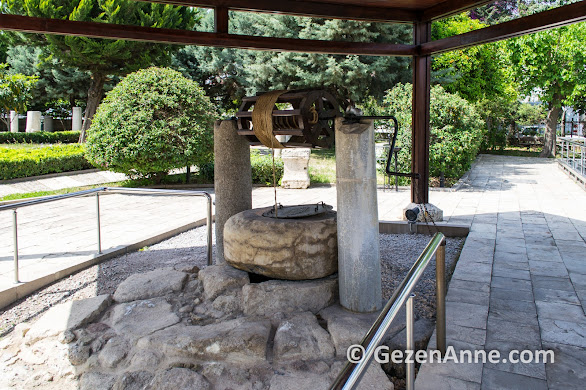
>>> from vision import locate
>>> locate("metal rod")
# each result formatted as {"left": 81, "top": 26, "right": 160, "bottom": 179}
{"left": 406, "top": 293, "right": 416, "bottom": 390}
{"left": 0, "top": 187, "right": 106, "bottom": 211}
{"left": 331, "top": 233, "right": 445, "bottom": 390}
{"left": 394, "top": 150, "right": 399, "bottom": 192}
{"left": 1, "top": 187, "right": 213, "bottom": 267}
{"left": 96, "top": 192, "right": 102, "bottom": 254}
{"left": 205, "top": 194, "right": 213, "bottom": 266}
{"left": 13, "top": 209, "right": 19, "bottom": 284}
{"left": 436, "top": 240, "right": 447, "bottom": 356}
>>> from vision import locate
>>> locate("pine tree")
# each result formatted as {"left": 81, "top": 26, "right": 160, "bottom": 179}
{"left": 173, "top": 11, "right": 411, "bottom": 112}
{"left": 6, "top": 45, "right": 90, "bottom": 110}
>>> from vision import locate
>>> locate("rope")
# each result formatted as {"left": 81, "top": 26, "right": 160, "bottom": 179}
{"left": 251, "top": 90, "right": 287, "bottom": 149}
{"left": 272, "top": 146, "right": 278, "bottom": 218}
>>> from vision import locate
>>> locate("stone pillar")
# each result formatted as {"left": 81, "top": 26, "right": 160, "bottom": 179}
{"left": 26, "top": 111, "right": 42, "bottom": 133}
{"left": 281, "top": 148, "right": 310, "bottom": 189}
{"left": 9, "top": 111, "right": 18, "bottom": 133}
{"left": 335, "top": 117, "right": 382, "bottom": 313}
{"left": 214, "top": 120, "right": 252, "bottom": 264}
{"left": 72, "top": 107, "right": 82, "bottom": 131}
{"left": 43, "top": 116, "right": 54, "bottom": 132}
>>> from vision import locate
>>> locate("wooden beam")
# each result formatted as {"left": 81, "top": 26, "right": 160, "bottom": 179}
{"left": 214, "top": 6, "right": 229, "bottom": 34}
{"left": 421, "top": 1, "right": 586, "bottom": 55}
{"left": 422, "top": 0, "right": 494, "bottom": 21}
{"left": 139, "top": 0, "right": 418, "bottom": 23}
{"left": 411, "top": 21, "right": 431, "bottom": 205}
{"left": 0, "top": 13, "right": 417, "bottom": 56}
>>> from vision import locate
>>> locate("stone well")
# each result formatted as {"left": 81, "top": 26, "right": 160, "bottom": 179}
{"left": 223, "top": 206, "right": 337, "bottom": 280}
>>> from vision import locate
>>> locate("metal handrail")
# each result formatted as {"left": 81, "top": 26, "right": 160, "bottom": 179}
{"left": 330, "top": 232, "right": 447, "bottom": 390}
{"left": 558, "top": 137, "right": 586, "bottom": 178}
{"left": 0, "top": 187, "right": 213, "bottom": 284}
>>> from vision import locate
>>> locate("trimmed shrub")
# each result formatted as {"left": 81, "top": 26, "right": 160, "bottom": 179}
{"left": 251, "top": 152, "right": 284, "bottom": 185}
{"left": 367, "top": 83, "right": 484, "bottom": 184}
{"left": 0, "top": 131, "right": 81, "bottom": 144}
{"left": 85, "top": 67, "right": 217, "bottom": 181}
{"left": 0, "top": 144, "right": 92, "bottom": 180}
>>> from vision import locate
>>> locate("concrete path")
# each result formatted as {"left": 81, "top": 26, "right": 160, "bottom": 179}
{"left": 0, "top": 170, "right": 127, "bottom": 197}
{"left": 0, "top": 155, "right": 585, "bottom": 389}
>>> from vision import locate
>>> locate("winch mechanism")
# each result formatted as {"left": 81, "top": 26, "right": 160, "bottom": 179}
{"left": 235, "top": 89, "right": 417, "bottom": 219}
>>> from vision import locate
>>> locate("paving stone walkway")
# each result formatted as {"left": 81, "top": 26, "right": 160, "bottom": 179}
{"left": 0, "top": 155, "right": 585, "bottom": 389}
{"left": 416, "top": 155, "right": 586, "bottom": 390}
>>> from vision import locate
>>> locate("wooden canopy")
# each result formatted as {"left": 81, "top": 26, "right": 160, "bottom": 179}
{"left": 1, "top": 0, "right": 585, "bottom": 203}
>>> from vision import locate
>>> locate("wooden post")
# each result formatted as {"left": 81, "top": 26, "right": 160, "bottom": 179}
{"left": 214, "top": 6, "right": 229, "bottom": 34}
{"left": 411, "top": 22, "right": 431, "bottom": 204}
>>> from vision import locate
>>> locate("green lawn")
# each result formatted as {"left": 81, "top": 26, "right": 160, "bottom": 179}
{"left": 309, "top": 148, "right": 336, "bottom": 184}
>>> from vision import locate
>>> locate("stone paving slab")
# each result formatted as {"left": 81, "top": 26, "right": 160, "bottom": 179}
{"left": 416, "top": 155, "right": 586, "bottom": 390}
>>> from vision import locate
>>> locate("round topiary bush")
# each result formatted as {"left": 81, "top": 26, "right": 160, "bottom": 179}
{"left": 85, "top": 67, "right": 217, "bottom": 181}
{"left": 373, "top": 83, "right": 484, "bottom": 185}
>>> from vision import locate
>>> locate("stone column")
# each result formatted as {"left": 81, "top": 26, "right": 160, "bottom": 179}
{"left": 335, "top": 117, "right": 382, "bottom": 313}
{"left": 26, "top": 111, "right": 42, "bottom": 133}
{"left": 281, "top": 148, "right": 310, "bottom": 189}
{"left": 72, "top": 107, "right": 82, "bottom": 131}
{"left": 9, "top": 111, "right": 18, "bottom": 133}
{"left": 43, "top": 116, "right": 54, "bottom": 132}
{"left": 214, "top": 120, "right": 252, "bottom": 264}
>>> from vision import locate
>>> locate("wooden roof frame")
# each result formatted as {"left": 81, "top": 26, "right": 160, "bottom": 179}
{"left": 0, "top": 1, "right": 583, "bottom": 57}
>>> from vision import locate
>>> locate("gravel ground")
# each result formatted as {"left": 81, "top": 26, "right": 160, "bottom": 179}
{"left": 0, "top": 226, "right": 464, "bottom": 337}
{"left": 380, "top": 234, "right": 465, "bottom": 320}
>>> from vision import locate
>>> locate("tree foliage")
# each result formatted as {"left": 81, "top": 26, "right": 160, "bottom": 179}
{"left": 85, "top": 67, "right": 217, "bottom": 181}
{"left": 508, "top": 22, "right": 586, "bottom": 156}
{"left": 173, "top": 11, "right": 412, "bottom": 113}
{"left": 471, "top": 0, "right": 579, "bottom": 24}
{"left": 6, "top": 45, "right": 91, "bottom": 110}
{"left": 365, "top": 83, "right": 484, "bottom": 183}
{"left": 0, "top": 63, "right": 38, "bottom": 129}
{"left": 431, "top": 14, "right": 516, "bottom": 103}
{"left": 6, "top": 0, "right": 197, "bottom": 137}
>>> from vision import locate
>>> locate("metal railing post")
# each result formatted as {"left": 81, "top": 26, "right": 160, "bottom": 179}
{"left": 331, "top": 233, "right": 446, "bottom": 390}
{"left": 1, "top": 187, "right": 213, "bottom": 277}
{"left": 206, "top": 194, "right": 213, "bottom": 266}
{"left": 96, "top": 192, "right": 102, "bottom": 254}
{"left": 406, "top": 293, "right": 416, "bottom": 390}
{"left": 580, "top": 145, "right": 586, "bottom": 176}
{"left": 13, "top": 209, "right": 19, "bottom": 284}
{"left": 436, "top": 239, "right": 447, "bottom": 356}
{"left": 394, "top": 149, "right": 399, "bottom": 192}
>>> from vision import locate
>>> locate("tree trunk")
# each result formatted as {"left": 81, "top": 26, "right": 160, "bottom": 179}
{"left": 540, "top": 101, "right": 562, "bottom": 158}
{"left": 79, "top": 72, "right": 107, "bottom": 143}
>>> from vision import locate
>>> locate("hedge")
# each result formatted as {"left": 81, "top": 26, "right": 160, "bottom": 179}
{"left": 0, "top": 131, "right": 81, "bottom": 144}
{"left": 198, "top": 152, "right": 284, "bottom": 185}
{"left": 0, "top": 144, "right": 92, "bottom": 180}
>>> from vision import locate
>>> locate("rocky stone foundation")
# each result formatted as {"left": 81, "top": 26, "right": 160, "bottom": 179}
{"left": 0, "top": 265, "right": 434, "bottom": 390}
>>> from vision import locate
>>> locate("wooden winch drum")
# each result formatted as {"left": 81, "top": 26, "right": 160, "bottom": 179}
{"left": 235, "top": 89, "right": 341, "bottom": 148}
